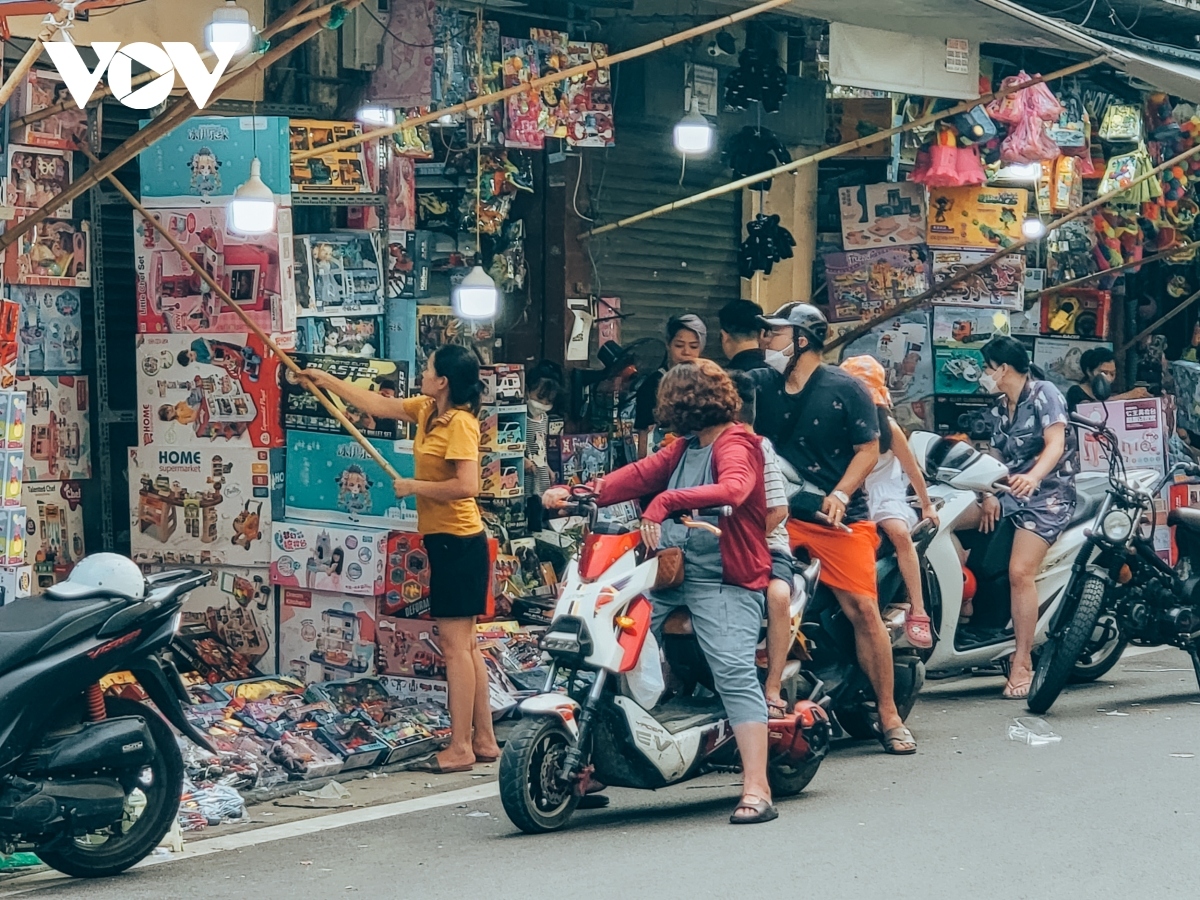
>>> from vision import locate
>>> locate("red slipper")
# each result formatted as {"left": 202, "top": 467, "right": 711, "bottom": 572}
{"left": 905, "top": 614, "right": 933, "bottom": 649}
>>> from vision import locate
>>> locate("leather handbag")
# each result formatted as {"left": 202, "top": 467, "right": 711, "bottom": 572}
{"left": 653, "top": 547, "right": 685, "bottom": 590}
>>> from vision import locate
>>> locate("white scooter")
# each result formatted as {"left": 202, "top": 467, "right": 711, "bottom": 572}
{"left": 907, "top": 432, "right": 1160, "bottom": 681}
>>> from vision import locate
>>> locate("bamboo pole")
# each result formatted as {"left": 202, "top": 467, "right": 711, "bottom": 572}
{"left": 826, "top": 141, "right": 1200, "bottom": 353}
{"left": 0, "top": 8, "right": 70, "bottom": 110}
{"left": 11, "top": 0, "right": 320, "bottom": 131}
{"left": 1027, "top": 238, "right": 1200, "bottom": 302}
{"left": 78, "top": 143, "right": 402, "bottom": 481}
{"left": 292, "top": 0, "right": 800, "bottom": 161}
{"left": 1120, "top": 285, "right": 1200, "bottom": 353}
{"left": 579, "top": 56, "right": 1106, "bottom": 241}
{"left": 0, "top": 0, "right": 366, "bottom": 254}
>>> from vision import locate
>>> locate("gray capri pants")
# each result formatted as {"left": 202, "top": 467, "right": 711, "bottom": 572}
{"left": 651, "top": 582, "right": 767, "bottom": 726}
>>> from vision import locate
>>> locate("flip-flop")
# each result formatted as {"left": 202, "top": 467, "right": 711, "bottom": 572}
{"left": 905, "top": 614, "right": 933, "bottom": 649}
{"left": 766, "top": 698, "right": 788, "bottom": 719}
{"left": 1002, "top": 679, "right": 1032, "bottom": 700}
{"left": 879, "top": 725, "right": 917, "bottom": 755}
{"left": 409, "top": 755, "right": 475, "bottom": 774}
{"left": 578, "top": 794, "right": 610, "bottom": 810}
{"left": 730, "top": 795, "right": 778, "bottom": 825}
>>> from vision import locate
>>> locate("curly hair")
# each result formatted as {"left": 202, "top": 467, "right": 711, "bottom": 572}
{"left": 654, "top": 359, "right": 741, "bottom": 435}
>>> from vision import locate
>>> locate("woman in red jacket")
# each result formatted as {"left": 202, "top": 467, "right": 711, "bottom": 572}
{"left": 545, "top": 360, "right": 775, "bottom": 824}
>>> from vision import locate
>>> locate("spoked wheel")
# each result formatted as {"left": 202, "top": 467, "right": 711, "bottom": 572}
{"left": 499, "top": 717, "right": 581, "bottom": 834}
{"left": 1027, "top": 575, "right": 1107, "bottom": 715}
{"left": 1069, "top": 612, "right": 1126, "bottom": 683}
{"left": 36, "top": 697, "right": 184, "bottom": 878}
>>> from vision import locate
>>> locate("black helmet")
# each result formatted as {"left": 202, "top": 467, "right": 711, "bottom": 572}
{"left": 762, "top": 303, "right": 827, "bottom": 351}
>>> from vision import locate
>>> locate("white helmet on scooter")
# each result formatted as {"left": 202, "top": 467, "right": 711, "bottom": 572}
{"left": 47, "top": 553, "right": 146, "bottom": 601}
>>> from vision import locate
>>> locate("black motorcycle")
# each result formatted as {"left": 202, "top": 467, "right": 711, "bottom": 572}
{"left": 0, "top": 557, "right": 212, "bottom": 878}
{"left": 1028, "top": 414, "right": 1200, "bottom": 714}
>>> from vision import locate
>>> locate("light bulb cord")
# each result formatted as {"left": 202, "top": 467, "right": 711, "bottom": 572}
{"left": 474, "top": 6, "right": 483, "bottom": 264}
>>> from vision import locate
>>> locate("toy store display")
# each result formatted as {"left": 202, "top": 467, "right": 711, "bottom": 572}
{"left": 293, "top": 233, "right": 384, "bottom": 317}
{"left": 134, "top": 207, "right": 298, "bottom": 342}
{"left": 929, "top": 248, "right": 1025, "bottom": 310}
{"left": 283, "top": 430, "right": 416, "bottom": 530}
{"left": 386, "top": 231, "right": 431, "bottom": 300}
{"left": 9, "top": 69, "right": 86, "bottom": 150}
{"left": 18, "top": 375, "right": 90, "bottom": 480}
{"left": 12, "top": 286, "right": 83, "bottom": 374}
{"left": 128, "top": 447, "right": 284, "bottom": 566}
{"left": 416, "top": 305, "right": 495, "bottom": 370}
{"left": 288, "top": 120, "right": 371, "bottom": 194}
{"left": 837, "top": 182, "right": 926, "bottom": 249}
{"left": 134, "top": 333, "right": 284, "bottom": 448}
{"left": 840, "top": 311, "right": 934, "bottom": 404}
{"left": 5, "top": 217, "right": 90, "bottom": 288}
{"left": 283, "top": 354, "right": 408, "bottom": 440}
{"left": 376, "top": 616, "right": 446, "bottom": 678}
{"left": 1033, "top": 337, "right": 1113, "bottom": 396}
{"left": 296, "top": 315, "right": 383, "bottom": 358}
{"left": 1076, "top": 398, "right": 1168, "bottom": 474}
{"left": 172, "top": 567, "right": 278, "bottom": 681}
{"left": 926, "top": 186, "right": 1029, "bottom": 250}
{"left": 139, "top": 115, "right": 293, "bottom": 206}
{"left": 22, "top": 479, "right": 83, "bottom": 593}
{"left": 278, "top": 588, "right": 379, "bottom": 684}
{"left": 8, "top": 145, "right": 72, "bottom": 217}
{"left": 824, "top": 246, "right": 930, "bottom": 322}
{"left": 1039, "top": 288, "right": 1111, "bottom": 340}
{"left": 270, "top": 521, "right": 387, "bottom": 598}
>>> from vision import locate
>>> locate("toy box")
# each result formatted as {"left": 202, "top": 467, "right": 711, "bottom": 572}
{"left": 837, "top": 182, "right": 925, "bottom": 250}
{"left": 935, "top": 349, "right": 988, "bottom": 396}
{"left": 0, "top": 451, "right": 22, "bottom": 507}
{"left": 10, "top": 69, "right": 87, "bottom": 150}
{"left": 385, "top": 231, "right": 432, "bottom": 300}
{"left": 0, "top": 392, "right": 26, "bottom": 450}
{"left": 270, "top": 521, "right": 387, "bottom": 597}
{"left": 22, "top": 480, "right": 83, "bottom": 592}
{"left": 1172, "top": 360, "right": 1200, "bottom": 434}
{"left": 481, "top": 364, "right": 525, "bottom": 405}
{"left": 128, "top": 447, "right": 284, "bottom": 566}
{"left": 376, "top": 616, "right": 447, "bottom": 678}
{"left": 824, "top": 246, "right": 930, "bottom": 322}
{"left": 840, "top": 311, "right": 934, "bottom": 404}
{"left": 380, "top": 532, "right": 430, "bottom": 618}
{"left": 293, "top": 233, "right": 384, "bottom": 317}
{"left": 557, "top": 434, "right": 609, "bottom": 486}
{"left": 288, "top": 120, "right": 371, "bottom": 194}
{"left": 481, "top": 451, "right": 525, "bottom": 498}
{"left": 0, "top": 508, "right": 27, "bottom": 567}
{"left": 358, "top": 705, "right": 438, "bottom": 766}
{"left": 18, "top": 375, "right": 90, "bottom": 480}
{"left": 384, "top": 296, "right": 417, "bottom": 373}
{"left": 283, "top": 354, "right": 408, "bottom": 440}
{"left": 8, "top": 145, "right": 71, "bottom": 217}
{"left": 926, "top": 185, "right": 1030, "bottom": 250}
{"left": 932, "top": 307, "right": 1011, "bottom": 349}
{"left": 284, "top": 430, "right": 417, "bottom": 530}
{"left": 6, "top": 217, "right": 90, "bottom": 288}
{"left": 271, "top": 729, "right": 345, "bottom": 779}
{"left": 416, "top": 305, "right": 494, "bottom": 370}
{"left": 1033, "top": 337, "right": 1112, "bottom": 397}
{"left": 0, "top": 300, "right": 18, "bottom": 344}
{"left": 134, "top": 206, "right": 298, "bottom": 343}
{"left": 135, "top": 333, "right": 284, "bottom": 448}
{"left": 930, "top": 248, "right": 1025, "bottom": 311}
{"left": 12, "top": 286, "right": 83, "bottom": 374}
{"left": 295, "top": 315, "right": 383, "bottom": 358}
{"left": 278, "top": 588, "right": 379, "bottom": 684}
{"left": 171, "top": 568, "right": 277, "bottom": 682}
{"left": 827, "top": 98, "right": 894, "bottom": 158}
{"left": 480, "top": 406, "right": 527, "bottom": 453}
{"left": 0, "top": 565, "right": 31, "bottom": 604}
{"left": 314, "top": 715, "right": 386, "bottom": 769}
{"left": 1039, "top": 288, "right": 1111, "bottom": 341}
{"left": 1077, "top": 398, "right": 1168, "bottom": 475}
{"left": 139, "top": 115, "right": 293, "bottom": 206}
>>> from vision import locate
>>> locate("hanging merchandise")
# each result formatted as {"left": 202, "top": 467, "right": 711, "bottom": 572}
{"left": 488, "top": 220, "right": 527, "bottom": 294}
{"left": 395, "top": 109, "right": 434, "bottom": 158}
{"left": 368, "top": 0, "right": 436, "bottom": 109}
{"left": 987, "top": 70, "right": 1063, "bottom": 164}
{"left": 1092, "top": 208, "right": 1143, "bottom": 274}
{"left": 1047, "top": 86, "right": 1088, "bottom": 153}
{"left": 1045, "top": 219, "right": 1099, "bottom": 285}
{"left": 1098, "top": 104, "right": 1144, "bottom": 143}
{"left": 501, "top": 37, "right": 545, "bottom": 149}
{"left": 1099, "top": 145, "right": 1161, "bottom": 204}
{"left": 723, "top": 126, "right": 791, "bottom": 190}
{"left": 1051, "top": 156, "right": 1081, "bottom": 213}
{"left": 723, "top": 46, "right": 788, "bottom": 113}
{"left": 738, "top": 214, "right": 795, "bottom": 278}
{"left": 911, "top": 128, "right": 985, "bottom": 187}
{"left": 459, "top": 150, "right": 533, "bottom": 237}
{"left": 947, "top": 105, "right": 998, "bottom": 146}
{"left": 565, "top": 41, "right": 615, "bottom": 148}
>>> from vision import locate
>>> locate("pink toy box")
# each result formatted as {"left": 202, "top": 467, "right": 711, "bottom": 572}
{"left": 270, "top": 521, "right": 387, "bottom": 597}
{"left": 17, "top": 375, "right": 90, "bottom": 480}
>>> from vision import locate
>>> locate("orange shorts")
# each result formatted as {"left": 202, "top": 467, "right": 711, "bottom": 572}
{"left": 786, "top": 519, "right": 879, "bottom": 600}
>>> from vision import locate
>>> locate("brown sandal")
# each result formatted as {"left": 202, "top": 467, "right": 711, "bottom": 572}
{"left": 766, "top": 698, "right": 788, "bottom": 719}
{"left": 730, "top": 795, "right": 778, "bottom": 824}
{"left": 879, "top": 725, "right": 917, "bottom": 755}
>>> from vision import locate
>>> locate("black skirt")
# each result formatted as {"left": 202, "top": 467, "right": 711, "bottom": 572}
{"left": 425, "top": 531, "right": 490, "bottom": 618}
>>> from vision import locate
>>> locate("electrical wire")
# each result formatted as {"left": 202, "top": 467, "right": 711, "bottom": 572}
{"left": 1078, "top": 0, "right": 1098, "bottom": 27}
{"left": 1104, "top": 0, "right": 1144, "bottom": 37}
{"left": 571, "top": 153, "right": 593, "bottom": 221}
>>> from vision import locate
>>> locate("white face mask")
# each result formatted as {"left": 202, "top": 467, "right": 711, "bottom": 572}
{"left": 979, "top": 371, "right": 999, "bottom": 394}
{"left": 765, "top": 348, "right": 790, "bottom": 373}
{"left": 527, "top": 398, "right": 553, "bottom": 415}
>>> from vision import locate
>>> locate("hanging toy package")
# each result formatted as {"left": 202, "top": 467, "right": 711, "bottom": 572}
{"left": 739, "top": 214, "right": 795, "bottom": 279}
{"left": 1098, "top": 104, "right": 1144, "bottom": 143}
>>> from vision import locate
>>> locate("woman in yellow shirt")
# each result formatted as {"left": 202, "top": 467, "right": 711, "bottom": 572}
{"left": 302, "top": 345, "right": 499, "bottom": 772}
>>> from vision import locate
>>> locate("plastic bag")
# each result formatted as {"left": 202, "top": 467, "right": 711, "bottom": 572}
{"left": 986, "top": 74, "right": 1028, "bottom": 124}
{"left": 1001, "top": 115, "right": 1059, "bottom": 164}
{"left": 1023, "top": 76, "right": 1065, "bottom": 123}
{"left": 624, "top": 630, "right": 664, "bottom": 709}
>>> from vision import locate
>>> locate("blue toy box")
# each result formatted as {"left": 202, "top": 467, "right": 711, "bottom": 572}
{"left": 284, "top": 430, "right": 417, "bottom": 530}
{"left": 138, "top": 115, "right": 292, "bottom": 207}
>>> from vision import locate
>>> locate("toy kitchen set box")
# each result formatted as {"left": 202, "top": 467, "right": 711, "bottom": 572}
{"left": 134, "top": 333, "right": 284, "bottom": 448}
{"left": 128, "top": 446, "right": 284, "bottom": 566}
{"left": 270, "top": 521, "right": 387, "bottom": 598}
{"left": 22, "top": 479, "right": 84, "bottom": 593}
{"left": 278, "top": 587, "right": 378, "bottom": 685}
{"left": 172, "top": 566, "right": 279, "bottom": 680}
{"left": 17, "top": 375, "right": 90, "bottom": 480}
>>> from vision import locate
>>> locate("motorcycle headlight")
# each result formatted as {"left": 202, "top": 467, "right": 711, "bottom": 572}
{"left": 1101, "top": 510, "right": 1134, "bottom": 543}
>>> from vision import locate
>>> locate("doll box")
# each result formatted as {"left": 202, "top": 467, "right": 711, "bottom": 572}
{"left": 133, "top": 206, "right": 298, "bottom": 343}
{"left": 18, "top": 375, "right": 90, "bottom": 481}
{"left": 293, "top": 233, "right": 384, "bottom": 317}
{"left": 8, "top": 145, "right": 72, "bottom": 217}
{"left": 12, "top": 285, "right": 84, "bottom": 374}
{"left": 5, "top": 216, "right": 90, "bottom": 288}
{"left": 19, "top": 480, "right": 80, "bottom": 592}
{"left": 135, "top": 333, "right": 284, "bottom": 449}
{"left": 283, "top": 430, "right": 417, "bottom": 531}
{"left": 0, "top": 451, "right": 21, "bottom": 507}
{"left": 289, "top": 120, "right": 373, "bottom": 195}
{"left": 283, "top": 354, "right": 408, "bottom": 441}
{"left": 295, "top": 315, "right": 384, "bottom": 359}
{"left": 0, "top": 392, "right": 27, "bottom": 450}
{"left": 128, "top": 447, "right": 284, "bottom": 567}
{"left": 0, "top": 508, "right": 27, "bottom": 567}
{"left": 277, "top": 588, "right": 379, "bottom": 685}
{"left": 926, "top": 186, "right": 1030, "bottom": 250}
{"left": 10, "top": 69, "right": 87, "bottom": 151}
{"left": 139, "top": 115, "right": 293, "bottom": 206}
{"left": 270, "top": 520, "right": 387, "bottom": 598}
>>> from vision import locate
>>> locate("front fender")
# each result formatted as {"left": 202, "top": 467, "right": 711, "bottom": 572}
{"left": 518, "top": 694, "right": 582, "bottom": 739}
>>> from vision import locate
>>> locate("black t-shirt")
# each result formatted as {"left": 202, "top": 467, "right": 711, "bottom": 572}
{"left": 1065, "top": 383, "right": 1090, "bottom": 412}
{"left": 749, "top": 365, "right": 881, "bottom": 522}
{"left": 726, "top": 348, "right": 769, "bottom": 372}
{"left": 634, "top": 368, "right": 666, "bottom": 431}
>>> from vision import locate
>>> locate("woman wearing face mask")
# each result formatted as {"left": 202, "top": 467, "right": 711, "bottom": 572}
{"left": 634, "top": 314, "right": 706, "bottom": 456}
{"left": 1065, "top": 346, "right": 1151, "bottom": 412}
{"left": 976, "top": 336, "right": 1078, "bottom": 700}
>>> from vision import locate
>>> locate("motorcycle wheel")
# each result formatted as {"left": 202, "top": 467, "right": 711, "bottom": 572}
{"left": 833, "top": 703, "right": 878, "bottom": 740}
{"left": 1027, "top": 575, "right": 1107, "bottom": 715}
{"left": 499, "top": 717, "right": 581, "bottom": 834}
{"left": 35, "top": 697, "right": 184, "bottom": 879}
{"left": 1069, "top": 613, "right": 1126, "bottom": 683}
{"left": 767, "top": 754, "right": 822, "bottom": 797}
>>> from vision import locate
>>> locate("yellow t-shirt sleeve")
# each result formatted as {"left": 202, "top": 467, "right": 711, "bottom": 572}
{"left": 444, "top": 413, "right": 480, "bottom": 461}
{"left": 400, "top": 395, "right": 431, "bottom": 421}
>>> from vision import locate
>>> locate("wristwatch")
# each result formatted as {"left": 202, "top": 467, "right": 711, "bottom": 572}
{"left": 831, "top": 490, "right": 850, "bottom": 506}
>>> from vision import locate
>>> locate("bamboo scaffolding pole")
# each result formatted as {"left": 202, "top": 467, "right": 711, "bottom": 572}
{"left": 78, "top": 143, "right": 402, "bottom": 481}
{"left": 0, "top": 0, "right": 366, "bottom": 254}
{"left": 827, "top": 141, "right": 1200, "bottom": 353}
{"left": 579, "top": 56, "right": 1106, "bottom": 241}
{"left": 292, "top": 0, "right": 800, "bottom": 161}
{"left": 1120, "top": 285, "right": 1200, "bottom": 353}
{"left": 11, "top": 0, "right": 320, "bottom": 131}
{"left": 1027, "top": 239, "right": 1200, "bottom": 302}
{"left": 0, "top": 7, "right": 70, "bottom": 110}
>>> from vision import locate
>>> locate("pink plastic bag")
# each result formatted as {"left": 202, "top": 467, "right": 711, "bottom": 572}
{"left": 987, "top": 74, "right": 1027, "bottom": 124}
{"left": 1023, "top": 75, "right": 1065, "bottom": 123}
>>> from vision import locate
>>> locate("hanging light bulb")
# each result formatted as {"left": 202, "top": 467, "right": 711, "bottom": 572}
{"left": 453, "top": 266, "right": 499, "bottom": 319}
{"left": 206, "top": 0, "right": 255, "bottom": 55}
{"left": 1021, "top": 214, "right": 1046, "bottom": 240}
{"left": 356, "top": 105, "right": 396, "bottom": 127}
{"left": 673, "top": 99, "right": 714, "bottom": 155}
{"left": 227, "top": 158, "right": 276, "bottom": 235}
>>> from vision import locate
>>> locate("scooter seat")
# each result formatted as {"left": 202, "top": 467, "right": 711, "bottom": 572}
{"left": 1169, "top": 506, "right": 1200, "bottom": 535}
{"left": 1069, "top": 474, "right": 1109, "bottom": 528}
{"left": 0, "top": 596, "right": 117, "bottom": 677}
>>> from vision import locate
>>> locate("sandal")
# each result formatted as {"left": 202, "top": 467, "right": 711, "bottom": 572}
{"left": 409, "top": 754, "right": 475, "bottom": 774}
{"left": 904, "top": 614, "right": 933, "bottom": 649}
{"left": 730, "top": 794, "right": 778, "bottom": 825}
{"left": 1002, "top": 678, "right": 1032, "bottom": 700}
{"left": 879, "top": 725, "right": 917, "bottom": 755}
{"left": 766, "top": 697, "right": 788, "bottom": 719}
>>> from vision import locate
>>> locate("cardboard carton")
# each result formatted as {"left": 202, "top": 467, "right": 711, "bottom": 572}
{"left": 8, "top": 145, "right": 71, "bottom": 216}
{"left": 270, "top": 520, "right": 387, "bottom": 597}
{"left": 10, "top": 69, "right": 87, "bottom": 150}
{"left": 18, "top": 375, "right": 90, "bottom": 480}
{"left": 926, "top": 185, "right": 1030, "bottom": 250}
{"left": 376, "top": 616, "right": 446, "bottom": 678}
{"left": 175, "top": 566, "right": 278, "bottom": 676}
{"left": 6, "top": 216, "right": 90, "bottom": 288}
{"left": 1039, "top": 288, "right": 1111, "bottom": 341}
{"left": 277, "top": 588, "right": 378, "bottom": 684}
{"left": 283, "top": 354, "right": 408, "bottom": 440}
{"left": 289, "top": 120, "right": 372, "bottom": 194}
{"left": 284, "top": 430, "right": 416, "bottom": 530}
{"left": 295, "top": 315, "right": 383, "bottom": 358}
{"left": 385, "top": 230, "right": 432, "bottom": 299}
{"left": 0, "top": 508, "right": 26, "bottom": 567}
{"left": 0, "top": 392, "right": 26, "bottom": 450}
{"left": 930, "top": 248, "right": 1025, "bottom": 310}
{"left": 837, "top": 182, "right": 926, "bottom": 250}
{"left": 12, "top": 285, "right": 83, "bottom": 374}
{"left": 293, "top": 233, "right": 383, "bottom": 317}
{"left": 21, "top": 480, "right": 82, "bottom": 592}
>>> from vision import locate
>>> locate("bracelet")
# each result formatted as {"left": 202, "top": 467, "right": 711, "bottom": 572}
{"left": 831, "top": 489, "right": 850, "bottom": 506}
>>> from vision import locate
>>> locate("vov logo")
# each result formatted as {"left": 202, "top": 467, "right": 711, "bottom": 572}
{"left": 41, "top": 40, "right": 241, "bottom": 111}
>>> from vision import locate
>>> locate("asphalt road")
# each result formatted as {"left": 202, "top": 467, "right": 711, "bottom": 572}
{"left": 5, "top": 647, "right": 1200, "bottom": 900}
